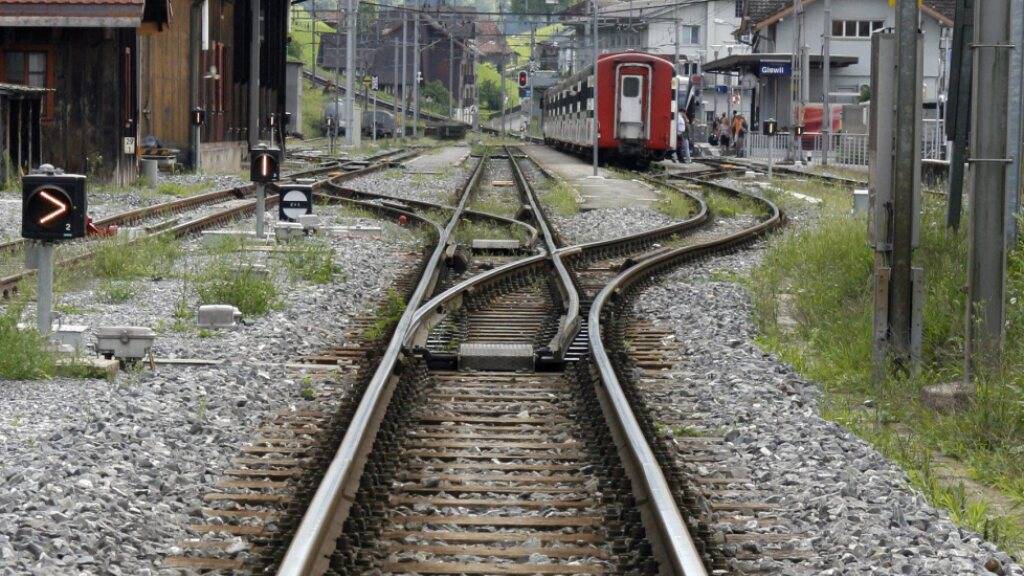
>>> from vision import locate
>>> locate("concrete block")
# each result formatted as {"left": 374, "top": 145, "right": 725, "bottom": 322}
{"left": 95, "top": 326, "right": 157, "bottom": 362}
{"left": 275, "top": 222, "right": 305, "bottom": 242}
{"left": 57, "top": 357, "right": 120, "bottom": 382}
{"left": 332, "top": 225, "right": 383, "bottom": 238}
{"left": 202, "top": 229, "right": 257, "bottom": 246}
{"left": 298, "top": 214, "right": 321, "bottom": 232}
{"left": 458, "top": 342, "right": 535, "bottom": 372}
{"left": 470, "top": 239, "right": 521, "bottom": 251}
{"left": 922, "top": 382, "right": 972, "bottom": 413}
{"left": 50, "top": 324, "right": 88, "bottom": 352}
{"left": 853, "top": 189, "right": 870, "bottom": 215}
{"left": 197, "top": 305, "right": 242, "bottom": 328}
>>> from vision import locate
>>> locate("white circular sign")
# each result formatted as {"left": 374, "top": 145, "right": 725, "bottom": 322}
{"left": 281, "top": 190, "right": 310, "bottom": 221}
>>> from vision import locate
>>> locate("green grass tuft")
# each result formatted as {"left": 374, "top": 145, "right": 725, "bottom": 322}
{"left": 92, "top": 234, "right": 181, "bottom": 280}
{"left": 540, "top": 180, "right": 579, "bottom": 216}
{"left": 654, "top": 188, "right": 697, "bottom": 220}
{"left": 195, "top": 261, "right": 280, "bottom": 316}
{"left": 98, "top": 280, "right": 136, "bottom": 303}
{"left": 363, "top": 289, "right": 406, "bottom": 341}
{"left": 281, "top": 240, "right": 341, "bottom": 285}
{"left": 0, "top": 301, "right": 56, "bottom": 379}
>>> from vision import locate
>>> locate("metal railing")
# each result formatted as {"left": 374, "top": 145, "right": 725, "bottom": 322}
{"left": 745, "top": 128, "right": 945, "bottom": 167}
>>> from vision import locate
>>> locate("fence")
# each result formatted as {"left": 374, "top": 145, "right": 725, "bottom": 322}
{"left": 744, "top": 129, "right": 943, "bottom": 167}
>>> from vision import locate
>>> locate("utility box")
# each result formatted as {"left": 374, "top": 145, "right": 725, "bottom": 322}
{"left": 95, "top": 326, "right": 156, "bottom": 362}
{"left": 197, "top": 305, "right": 242, "bottom": 329}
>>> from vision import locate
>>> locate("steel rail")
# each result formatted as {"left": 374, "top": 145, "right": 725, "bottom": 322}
{"left": 505, "top": 146, "right": 580, "bottom": 360}
{"left": 275, "top": 153, "right": 489, "bottom": 576}
{"left": 320, "top": 183, "right": 541, "bottom": 247}
{"left": 586, "top": 180, "right": 782, "bottom": 576}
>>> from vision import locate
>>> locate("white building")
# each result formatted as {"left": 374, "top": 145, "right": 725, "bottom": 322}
{"left": 705, "top": 0, "right": 954, "bottom": 130}
{"left": 561, "top": 0, "right": 750, "bottom": 120}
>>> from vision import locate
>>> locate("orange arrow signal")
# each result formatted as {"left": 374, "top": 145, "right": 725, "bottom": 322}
{"left": 37, "top": 189, "right": 68, "bottom": 225}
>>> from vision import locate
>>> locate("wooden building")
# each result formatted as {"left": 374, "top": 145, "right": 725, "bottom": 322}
{"left": 0, "top": 0, "right": 289, "bottom": 182}
{"left": 0, "top": 83, "right": 46, "bottom": 183}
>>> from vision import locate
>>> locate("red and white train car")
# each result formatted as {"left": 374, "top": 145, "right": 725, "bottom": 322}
{"left": 542, "top": 52, "right": 677, "bottom": 166}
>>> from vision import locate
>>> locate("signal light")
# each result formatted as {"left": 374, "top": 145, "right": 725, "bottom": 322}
{"left": 22, "top": 166, "right": 87, "bottom": 241}
{"left": 191, "top": 107, "right": 206, "bottom": 127}
{"left": 763, "top": 119, "right": 777, "bottom": 136}
{"left": 249, "top": 144, "right": 282, "bottom": 183}
{"left": 794, "top": 125, "right": 805, "bottom": 136}
{"left": 518, "top": 71, "right": 528, "bottom": 87}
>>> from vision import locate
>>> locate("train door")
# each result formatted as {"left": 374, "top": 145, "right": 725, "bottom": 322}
{"left": 618, "top": 75, "right": 644, "bottom": 140}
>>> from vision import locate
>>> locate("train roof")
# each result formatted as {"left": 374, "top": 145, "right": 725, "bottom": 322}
{"left": 544, "top": 51, "right": 674, "bottom": 97}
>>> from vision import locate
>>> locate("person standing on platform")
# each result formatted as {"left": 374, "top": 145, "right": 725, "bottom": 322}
{"left": 675, "top": 111, "right": 691, "bottom": 164}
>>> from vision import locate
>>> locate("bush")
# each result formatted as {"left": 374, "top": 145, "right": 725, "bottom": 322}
{"left": 0, "top": 302, "right": 55, "bottom": 379}
{"left": 196, "top": 262, "right": 280, "bottom": 316}
{"left": 98, "top": 280, "right": 137, "bottom": 303}
{"left": 92, "top": 234, "right": 181, "bottom": 280}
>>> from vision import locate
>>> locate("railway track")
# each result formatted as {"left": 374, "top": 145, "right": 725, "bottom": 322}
{"left": 0, "top": 148, "right": 415, "bottom": 299}
{"left": 161, "top": 143, "right": 787, "bottom": 575}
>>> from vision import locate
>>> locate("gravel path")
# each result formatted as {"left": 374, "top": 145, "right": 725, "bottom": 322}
{"left": 630, "top": 244, "right": 1023, "bottom": 575}
{"left": 551, "top": 207, "right": 675, "bottom": 245}
{"left": 0, "top": 204, "right": 422, "bottom": 575}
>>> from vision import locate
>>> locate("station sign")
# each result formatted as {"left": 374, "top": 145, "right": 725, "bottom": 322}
{"left": 250, "top": 145, "right": 282, "bottom": 183}
{"left": 22, "top": 168, "right": 87, "bottom": 241}
{"left": 277, "top": 184, "right": 314, "bottom": 222}
{"left": 758, "top": 62, "right": 792, "bottom": 76}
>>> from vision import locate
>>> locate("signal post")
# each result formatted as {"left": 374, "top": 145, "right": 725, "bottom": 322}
{"left": 21, "top": 165, "right": 87, "bottom": 336}
{"left": 250, "top": 144, "right": 282, "bottom": 239}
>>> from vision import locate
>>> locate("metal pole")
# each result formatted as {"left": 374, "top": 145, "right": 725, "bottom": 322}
{"left": 256, "top": 182, "right": 265, "bottom": 238}
{"left": 674, "top": 16, "right": 680, "bottom": 75}
{"left": 36, "top": 242, "right": 53, "bottom": 336}
{"left": 401, "top": 11, "right": 408, "bottom": 138}
{"left": 891, "top": 0, "right": 922, "bottom": 364}
{"left": 449, "top": 11, "right": 455, "bottom": 119}
{"left": 790, "top": 0, "right": 802, "bottom": 161}
{"left": 592, "top": 0, "right": 599, "bottom": 176}
{"left": 373, "top": 96, "right": 377, "bottom": 142}
{"left": 965, "top": 0, "right": 1012, "bottom": 376}
{"left": 529, "top": 24, "right": 536, "bottom": 135}
{"left": 413, "top": 11, "right": 420, "bottom": 137}
{"left": 769, "top": 134, "right": 774, "bottom": 179}
{"left": 946, "top": 0, "right": 973, "bottom": 230}
{"left": 1006, "top": 0, "right": 1024, "bottom": 240}
{"left": 190, "top": 1, "right": 201, "bottom": 171}
{"left": 248, "top": 0, "right": 260, "bottom": 148}
{"left": 500, "top": 6, "right": 506, "bottom": 135}
{"left": 344, "top": 0, "right": 356, "bottom": 146}
{"left": 822, "top": 0, "right": 831, "bottom": 166}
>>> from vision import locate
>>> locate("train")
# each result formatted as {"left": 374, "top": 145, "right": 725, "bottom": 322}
{"left": 542, "top": 52, "right": 679, "bottom": 167}
{"left": 323, "top": 99, "right": 397, "bottom": 138}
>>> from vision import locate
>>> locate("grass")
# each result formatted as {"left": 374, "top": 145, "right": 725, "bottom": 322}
{"left": 155, "top": 181, "right": 211, "bottom": 198}
{"left": 91, "top": 234, "right": 181, "bottom": 280}
{"left": 98, "top": 280, "right": 136, "bottom": 303}
{"left": 302, "top": 79, "right": 326, "bottom": 138}
{"left": 539, "top": 180, "right": 580, "bottom": 216}
{"left": 704, "top": 189, "right": 771, "bottom": 219}
{"left": 745, "top": 185, "right": 1024, "bottom": 559}
{"left": 0, "top": 300, "right": 56, "bottom": 379}
{"left": 195, "top": 260, "right": 280, "bottom": 316}
{"left": 454, "top": 219, "right": 529, "bottom": 246}
{"left": 654, "top": 187, "right": 698, "bottom": 220}
{"left": 281, "top": 240, "right": 341, "bottom": 285}
{"left": 363, "top": 289, "right": 406, "bottom": 341}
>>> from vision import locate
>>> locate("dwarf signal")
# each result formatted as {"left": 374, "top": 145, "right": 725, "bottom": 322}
{"left": 277, "top": 184, "right": 314, "bottom": 222}
{"left": 518, "top": 71, "right": 528, "bottom": 87}
{"left": 22, "top": 167, "right": 87, "bottom": 241}
{"left": 250, "top": 145, "right": 282, "bottom": 183}
{"left": 762, "top": 119, "right": 778, "bottom": 136}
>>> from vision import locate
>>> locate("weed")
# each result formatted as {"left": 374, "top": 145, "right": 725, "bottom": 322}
{"left": 203, "top": 234, "right": 249, "bottom": 257}
{"left": 454, "top": 219, "right": 528, "bottom": 245}
{"left": 281, "top": 240, "right": 340, "bottom": 284}
{"left": 198, "top": 328, "right": 215, "bottom": 338}
{"left": 196, "top": 260, "right": 280, "bottom": 316}
{"left": 363, "top": 289, "right": 406, "bottom": 340}
{"left": 155, "top": 181, "right": 210, "bottom": 198}
{"left": 540, "top": 180, "right": 579, "bottom": 216}
{"left": 92, "top": 234, "right": 181, "bottom": 280}
{"left": 654, "top": 188, "right": 697, "bottom": 220}
{"left": 98, "top": 280, "right": 136, "bottom": 303}
{"left": 704, "top": 190, "right": 770, "bottom": 219}
{"left": 197, "top": 395, "right": 208, "bottom": 420}
{"left": 300, "top": 375, "right": 317, "bottom": 400}
{"left": 0, "top": 301, "right": 56, "bottom": 379}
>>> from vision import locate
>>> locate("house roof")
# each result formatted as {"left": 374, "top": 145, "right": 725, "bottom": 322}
{"left": 744, "top": 0, "right": 955, "bottom": 31}
{"left": 0, "top": 0, "right": 168, "bottom": 27}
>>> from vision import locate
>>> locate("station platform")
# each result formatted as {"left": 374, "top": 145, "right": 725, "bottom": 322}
{"left": 523, "top": 145, "right": 660, "bottom": 210}
{"left": 405, "top": 146, "right": 470, "bottom": 174}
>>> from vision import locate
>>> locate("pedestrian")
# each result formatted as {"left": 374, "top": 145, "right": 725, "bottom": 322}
{"left": 675, "top": 111, "right": 691, "bottom": 164}
{"left": 731, "top": 112, "right": 743, "bottom": 152}
{"left": 735, "top": 114, "right": 748, "bottom": 156}
{"left": 718, "top": 113, "right": 731, "bottom": 150}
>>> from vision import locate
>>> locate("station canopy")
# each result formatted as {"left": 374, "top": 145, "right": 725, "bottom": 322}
{"left": 0, "top": 0, "right": 170, "bottom": 28}
{"left": 703, "top": 53, "right": 858, "bottom": 75}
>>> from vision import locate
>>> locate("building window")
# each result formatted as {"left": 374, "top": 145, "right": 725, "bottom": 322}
{"left": 682, "top": 25, "right": 700, "bottom": 45}
{"left": 3, "top": 48, "right": 54, "bottom": 120}
{"left": 832, "top": 20, "right": 884, "bottom": 38}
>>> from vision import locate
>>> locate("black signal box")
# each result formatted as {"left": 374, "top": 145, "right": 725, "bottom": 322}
{"left": 762, "top": 120, "right": 777, "bottom": 136}
{"left": 22, "top": 170, "right": 87, "bottom": 241}
{"left": 191, "top": 107, "right": 206, "bottom": 126}
{"left": 276, "top": 183, "right": 314, "bottom": 222}
{"left": 250, "top": 145, "right": 282, "bottom": 183}
{"left": 794, "top": 125, "right": 805, "bottom": 136}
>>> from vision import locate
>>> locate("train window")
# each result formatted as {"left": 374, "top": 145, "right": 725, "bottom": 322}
{"left": 622, "top": 77, "right": 640, "bottom": 98}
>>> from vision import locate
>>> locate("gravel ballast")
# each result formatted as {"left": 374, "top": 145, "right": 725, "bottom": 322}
{"left": 628, "top": 239, "right": 1023, "bottom": 575}
{"left": 0, "top": 202, "right": 423, "bottom": 574}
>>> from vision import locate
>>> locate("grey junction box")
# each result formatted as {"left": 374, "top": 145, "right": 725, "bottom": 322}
{"left": 95, "top": 326, "right": 157, "bottom": 361}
